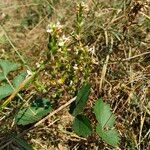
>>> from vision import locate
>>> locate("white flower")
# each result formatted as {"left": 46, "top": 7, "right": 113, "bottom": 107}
{"left": 46, "top": 24, "right": 53, "bottom": 33}
{"left": 73, "top": 64, "right": 78, "bottom": 70}
{"left": 36, "top": 62, "right": 40, "bottom": 68}
{"left": 88, "top": 46, "right": 95, "bottom": 54}
{"left": 46, "top": 28, "right": 53, "bottom": 33}
{"left": 56, "top": 21, "right": 62, "bottom": 28}
{"left": 46, "top": 21, "right": 63, "bottom": 33}
{"left": 26, "top": 70, "right": 32, "bottom": 78}
{"left": 58, "top": 35, "right": 70, "bottom": 47}
{"left": 46, "top": 23, "right": 56, "bottom": 33}
{"left": 58, "top": 40, "right": 65, "bottom": 47}
{"left": 70, "top": 80, "right": 73, "bottom": 86}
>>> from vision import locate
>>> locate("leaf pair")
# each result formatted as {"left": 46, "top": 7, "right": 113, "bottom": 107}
{"left": 70, "top": 84, "right": 92, "bottom": 138}
{"left": 70, "top": 84, "right": 120, "bottom": 147}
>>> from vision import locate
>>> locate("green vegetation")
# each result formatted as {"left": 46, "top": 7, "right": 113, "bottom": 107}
{"left": 71, "top": 85, "right": 120, "bottom": 147}
{"left": 0, "top": 0, "right": 149, "bottom": 149}
{"left": 94, "top": 99, "right": 120, "bottom": 147}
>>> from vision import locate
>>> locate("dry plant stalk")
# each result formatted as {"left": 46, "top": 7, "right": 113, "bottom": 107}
{"left": 0, "top": 74, "right": 35, "bottom": 111}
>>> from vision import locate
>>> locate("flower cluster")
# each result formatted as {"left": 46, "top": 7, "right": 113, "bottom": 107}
{"left": 46, "top": 21, "right": 70, "bottom": 48}
{"left": 46, "top": 21, "right": 63, "bottom": 34}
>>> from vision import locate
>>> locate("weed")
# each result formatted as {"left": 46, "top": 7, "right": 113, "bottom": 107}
{"left": 0, "top": 0, "right": 149, "bottom": 149}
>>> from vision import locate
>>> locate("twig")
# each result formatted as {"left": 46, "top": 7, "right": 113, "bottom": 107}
{"left": 19, "top": 96, "right": 76, "bottom": 136}
{"left": 107, "top": 51, "right": 150, "bottom": 64}
{"left": 5, "top": 76, "right": 24, "bottom": 101}
{"left": 122, "top": 51, "right": 150, "bottom": 61}
{"left": 0, "top": 74, "right": 35, "bottom": 111}
{"left": 99, "top": 32, "right": 113, "bottom": 91}
{"left": 136, "top": 129, "right": 150, "bottom": 148}
{"left": 138, "top": 113, "right": 146, "bottom": 150}
{"left": 140, "top": 12, "right": 150, "bottom": 20}
{"left": 99, "top": 30, "right": 109, "bottom": 91}
{"left": 34, "top": 96, "right": 76, "bottom": 127}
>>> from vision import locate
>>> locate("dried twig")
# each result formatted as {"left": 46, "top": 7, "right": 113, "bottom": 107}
{"left": 0, "top": 74, "right": 35, "bottom": 111}
{"left": 19, "top": 96, "right": 76, "bottom": 136}
{"left": 122, "top": 51, "right": 150, "bottom": 61}
{"left": 34, "top": 96, "right": 76, "bottom": 127}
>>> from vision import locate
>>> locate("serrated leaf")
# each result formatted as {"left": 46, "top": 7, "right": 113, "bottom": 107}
{"left": 13, "top": 72, "right": 27, "bottom": 88}
{"left": 0, "top": 73, "right": 5, "bottom": 82}
{"left": 96, "top": 125, "right": 120, "bottom": 147}
{"left": 94, "top": 99, "right": 120, "bottom": 147}
{"left": 70, "top": 84, "right": 91, "bottom": 116}
{"left": 93, "top": 99, "right": 115, "bottom": 128}
{"left": 0, "top": 59, "right": 20, "bottom": 76}
{"left": 15, "top": 98, "right": 53, "bottom": 125}
{"left": 72, "top": 114, "right": 92, "bottom": 138}
{"left": 0, "top": 84, "right": 13, "bottom": 100}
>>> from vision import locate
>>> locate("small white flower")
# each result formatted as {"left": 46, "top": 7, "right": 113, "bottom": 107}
{"left": 56, "top": 21, "right": 60, "bottom": 26}
{"left": 88, "top": 46, "right": 95, "bottom": 54}
{"left": 44, "top": 72, "right": 49, "bottom": 75}
{"left": 58, "top": 35, "right": 70, "bottom": 47}
{"left": 46, "top": 23, "right": 55, "bottom": 33}
{"left": 1, "top": 13, "right": 6, "bottom": 18}
{"left": 46, "top": 21, "right": 63, "bottom": 33}
{"left": 58, "top": 40, "right": 65, "bottom": 47}
{"left": 36, "top": 62, "right": 40, "bottom": 68}
{"left": 26, "top": 70, "right": 32, "bottom": 78}
{"left": 46, "top": 28, "right": 53, "bottom": 33}
{"left": 70, "top": 80, "right": 73, "bottom": 86}
{"left": 62, "top": 35, "right": 70, "bottom": 42}
{"left": 73, "top": 64, "right": 78, "bottom": 70}
{"left": 56, "top": 21, "right": 62, "bottom": 29}
{"left": 46, "top": 24, "right": 53, "bottom": 33}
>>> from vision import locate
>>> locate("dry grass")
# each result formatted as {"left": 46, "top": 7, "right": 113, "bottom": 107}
{"left": 0, "top": 0, "right": 150, "bottom": 149}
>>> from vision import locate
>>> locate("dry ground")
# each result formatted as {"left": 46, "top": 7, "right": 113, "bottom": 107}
{"left": 0, "top": 0, "right": 150, "bottom": 149}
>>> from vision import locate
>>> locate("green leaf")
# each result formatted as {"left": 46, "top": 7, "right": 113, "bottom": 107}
{"left": 48, "top": 36, "right": 58, "bottom": 54}
{"left": 70, "top": 84, "right": 91, "bottom": 116}
{"left": 15, "top": 98, "right": 53, "bottom": 125}
{"left": 72, "top": 114, "right": 92, "bottom": 138}
{"left": 93, "top": 98, "right": 115, "bottom": 128}
{"left": 96, "top": 125, "right": 120, "bottom": 147}
{"left": 0, "top": 84, "right": 13, "bottom": 100}
{"left": 94, "top": 99, "right": 120, "bottom": 147}
{"left": 0, "top": 59, "right": 20, "bottom": 76}
{"left": 13, "top": 72, "right": 27, "bottom": 88}
{"left": 14, "top": 136, "right": 33, "bottom": 150}
{"left": 0, "top": 73, "right": 5, "bottom": 82}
